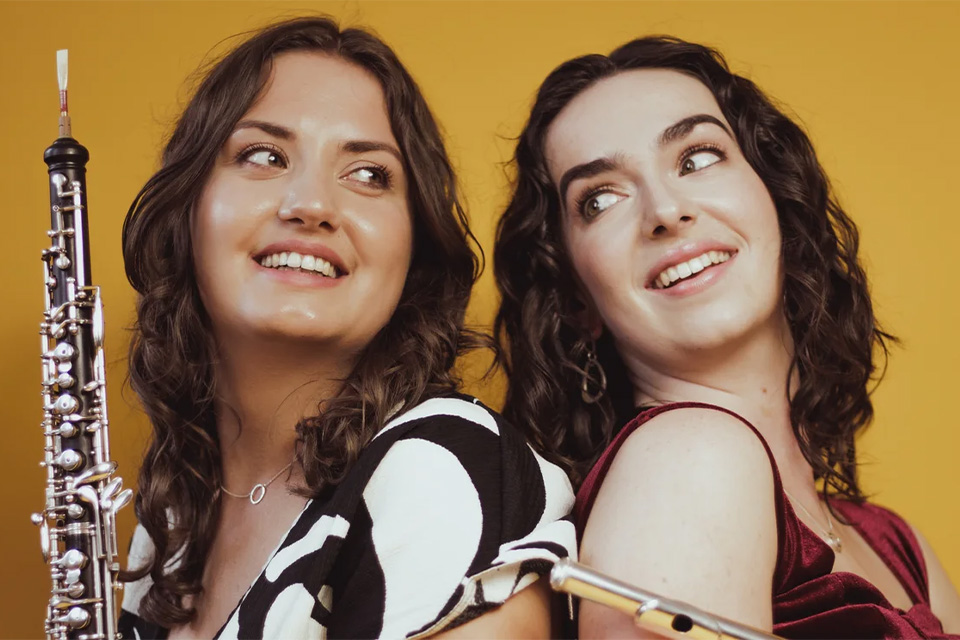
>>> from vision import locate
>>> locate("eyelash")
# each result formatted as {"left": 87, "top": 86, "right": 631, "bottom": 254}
{"left": 233, "top": 145, "right": 393, "bottom": 189}
{"left": 573, "top": 186, "right": 616, "bottom": 219}
{"left": 235, "top": 143, "right": 287, "bottom": 168}
{"left": 349, "top": 163, "right": 393, "bottom": 190}
{"left": 571, "top": 142, "right": 728, "bottom": 219}
{"left": 678, "top": 142, "right": 726, "bottom": 173}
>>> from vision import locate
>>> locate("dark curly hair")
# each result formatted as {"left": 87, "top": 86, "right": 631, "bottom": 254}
{"left": 494, "top": 36, "right": 895, "bottom": 496}
{"left": 121, "top": 16, "right": 482, "bottom": 627}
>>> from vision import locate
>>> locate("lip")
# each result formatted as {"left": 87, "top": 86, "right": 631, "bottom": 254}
{"left": 653, "top": 256, "right": 735, "bottom": 297}
{"left": 255, "top": 239, "right": 348, "bottom": 275}
{"left": 645, "top": 240, "right": 738, "bottom": 289}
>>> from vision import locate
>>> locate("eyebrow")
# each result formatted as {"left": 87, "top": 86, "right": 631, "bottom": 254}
{"left": 234, "top": 119, "right": 294, "bottom": 140}
{"left": 231, "top": 123, "right": 404, "bottom": 166}
{"left": 658, "top": 114, "right": 732, "bottom": 146}
{"left": 558, "top": 156, "right": 623, "bottom": 206}
{"left": 341, "top": 140, "right": 405, "bottom": 167}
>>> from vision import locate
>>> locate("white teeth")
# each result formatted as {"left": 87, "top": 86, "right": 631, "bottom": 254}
{"left": 258, "top": 251, "right": 339, "bottom": 278}
{"left": 653, "top": 250, "right": 733, "bottom": 289}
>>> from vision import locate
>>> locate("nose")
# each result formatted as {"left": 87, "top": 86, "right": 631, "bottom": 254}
{"left": 277, "top": 169, "right": 340, "bottom": 231}
{"left": 639, "top": 180, "right": 696, "bottom": 239}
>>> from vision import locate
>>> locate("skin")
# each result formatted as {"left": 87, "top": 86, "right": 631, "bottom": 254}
{"left": 172, "top": 50, "right": 414, "bottom": 640}
{"left": 172, "top": 51, "right": 551, "bottom": 638}
{"left": 545, "top": 69, "right": 959, "bottom": 635}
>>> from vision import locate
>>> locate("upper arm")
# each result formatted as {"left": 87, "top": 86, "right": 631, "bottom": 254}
{"left": 344, "top": 409, "right": 572, "bottom": 638}
{"left": 579, "top": 407, "right": 778, "bottom": 638}
{"left": 430, "top": 578, "right": 552, "bottom": 639}
{"left": 910, "top": 524, "right": 960, "bottom": 632}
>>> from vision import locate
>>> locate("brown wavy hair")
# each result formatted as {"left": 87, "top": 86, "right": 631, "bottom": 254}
{"left": 121, "top": 16, "right": 482, "bottom": 626}
{"left": 494, "top": 36, "right": 895, "bottom": 496}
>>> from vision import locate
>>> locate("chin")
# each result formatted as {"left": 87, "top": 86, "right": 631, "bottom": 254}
{"left": 623, "top": 310, "right": 761, "bottom": 359}
{"left": 684, "top": 307, "right": 781, "bottom": 352}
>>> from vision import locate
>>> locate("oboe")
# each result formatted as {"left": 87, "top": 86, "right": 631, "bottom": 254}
{"left": 550, "top": 559, "right": 780, "bottom": 640}
{"left": 31, "top": 49, "right": 132, "bottom": 640}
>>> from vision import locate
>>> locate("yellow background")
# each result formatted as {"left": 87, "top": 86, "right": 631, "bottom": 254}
{"left": 2, "top": 1, "right": 958, "bottom": 635}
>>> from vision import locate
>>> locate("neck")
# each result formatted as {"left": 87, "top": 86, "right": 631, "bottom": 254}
{"left": 212, "top": 333, "right": 354, "bottom": 488}
{"left": 622, "top": 318, "right": 817, "bottom": 494}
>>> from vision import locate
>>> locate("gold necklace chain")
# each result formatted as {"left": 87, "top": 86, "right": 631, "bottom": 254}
{"left": 784, "top": 489, "right": 843, "bottom": 553}
{"left": 221, "top": 461, "right": 294, "bottom": 506}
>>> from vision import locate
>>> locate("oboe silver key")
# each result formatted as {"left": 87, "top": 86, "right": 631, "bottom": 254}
{"left": 33, "top": 48, "right": 132, "bottom": 640}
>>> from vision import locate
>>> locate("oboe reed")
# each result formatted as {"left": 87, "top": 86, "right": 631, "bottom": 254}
{"left": 56, "top": 49, "right": 70, "bottom": 137}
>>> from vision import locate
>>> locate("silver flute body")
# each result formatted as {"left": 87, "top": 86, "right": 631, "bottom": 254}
{"left": 550, "top": 559, "right": 780, "bottom": 640}
{"left": 33, "top": 130, "right": 132, "bottom": 639}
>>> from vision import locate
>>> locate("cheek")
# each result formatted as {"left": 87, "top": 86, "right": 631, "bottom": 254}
{"left": 742, "top": 180, "right": 782, "bottom": 274}
{"left": 726, "top": 170, "right": 779, "bottom": 235}
{"left": 190, "top": 178, "right": 263, "bottom": 314}
{"left": 190, "top": 191, "right": 221, "bottom": 295}
{"left": 355, "top": 205, "right": 414, "bottom": 290}
{"left": 565, "top": 215, "right": 639, "bottom": 311}
{"left": 193, "top": 178, "right": 278, "bottom": 267}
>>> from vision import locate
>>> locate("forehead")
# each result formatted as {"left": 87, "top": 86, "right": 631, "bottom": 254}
{"left": 246, "top": 51, "right": 393, "bottom": 138}
{"left": 546, "top": 69, "right": 725, "bottom": 172}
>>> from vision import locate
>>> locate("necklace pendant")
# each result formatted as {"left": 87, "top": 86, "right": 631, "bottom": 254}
{"left": 827, "top": 532, "right": 843, "bottom": 553}
{"left": 249, "top": 483, "right": 267, "bottom": 505}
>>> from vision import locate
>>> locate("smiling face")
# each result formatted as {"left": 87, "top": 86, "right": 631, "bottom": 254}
{"left": 192, "top": 51, "right": 413, "bottom": 355}
{"left": 546, "top": 69, "right": 784, "bottom": 371}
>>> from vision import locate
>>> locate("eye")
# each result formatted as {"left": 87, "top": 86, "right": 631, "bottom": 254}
{"left": 238, "top": 145, "right": 287, "bottom": 169}
{"left": 576, "top": 190, "right": 626, "bottom": 220}
{"left": 345, "top": 164, "right": 392, "bottom": 189}
{"left": 679, "top": 146, "right": 724, "bottom": 176}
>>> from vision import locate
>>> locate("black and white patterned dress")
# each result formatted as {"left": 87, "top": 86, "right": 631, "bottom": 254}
{"left": 118, "top": 395, "right": 576, "bottom": 638}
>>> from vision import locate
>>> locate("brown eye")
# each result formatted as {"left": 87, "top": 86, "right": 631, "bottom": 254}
{"left": 244, "top": 149, "right": 285, "bottom": 168}
{"left": 578, "top": 191, "right": 625, "bottom": 220}
{"left": 679, "top": 149, "right": 722, "bottom": 176}
{"left": 346, "top": 165, "right": 392, "bottom": 189}
{"left": 237, "top": 144, "right": 287, "bottom": 169}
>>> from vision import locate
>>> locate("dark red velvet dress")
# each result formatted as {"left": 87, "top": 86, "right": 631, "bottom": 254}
{"left": 575, "top": 402, "right": 957, "bottom": 638}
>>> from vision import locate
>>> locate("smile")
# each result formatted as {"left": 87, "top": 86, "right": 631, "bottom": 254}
{"left": 651, "top": 250, "right": 733, "bottom": 290}
{"left": 258, "top": 251, "right": 340, "bottom": 278}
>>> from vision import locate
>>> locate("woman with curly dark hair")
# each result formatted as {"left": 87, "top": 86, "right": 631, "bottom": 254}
{"left": 117, "top": 16, "right": 574, "bottom": 639}
{"left": 495, "top": 36, "right": 959, "bottom": 637}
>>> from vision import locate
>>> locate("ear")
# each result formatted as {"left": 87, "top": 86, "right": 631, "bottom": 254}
{"left": 571, "top": 294, "right": 603, "bottom": 342}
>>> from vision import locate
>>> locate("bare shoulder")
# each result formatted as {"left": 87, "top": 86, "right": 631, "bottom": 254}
{"left": 580, "top": 406, "right": 777, "bottom": 637}
{"left": 591, "top": 406, "right": 775, "bottom": 510}
{"left": 908, "top": 523, "right": 960, "bottom": 632}
{"left": 623, "top": 404, "right": 768, "bottom": 452}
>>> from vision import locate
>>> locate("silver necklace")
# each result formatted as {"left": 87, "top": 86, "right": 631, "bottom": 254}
{"left": 221, "top": 462, "right": 293, "bottom": 505}
{"left": 784, "top": 489, "right": 843, "bottom": 553}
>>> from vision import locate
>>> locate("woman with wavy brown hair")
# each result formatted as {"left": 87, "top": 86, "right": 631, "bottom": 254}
{"left": 117, "top": 16, "right": 574, "bottom": 639}
{"left": 495, "top": 37, "right": 959, "bottom": 637}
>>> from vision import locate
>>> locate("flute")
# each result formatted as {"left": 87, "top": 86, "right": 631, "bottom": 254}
{"left": 550, "top": 559, "right": 780, "bottom": 640}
